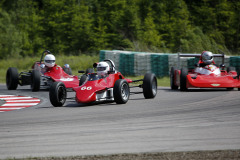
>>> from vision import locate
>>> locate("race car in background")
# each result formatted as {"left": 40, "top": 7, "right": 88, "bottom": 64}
{"left": 170, "top": 53, "right": 240, "bottom": 91}
{"left": 49, "top": 59, "right": 158, "bottom": 106}
{"left": 6, "top": 50, "right": 80, "bottom": 92}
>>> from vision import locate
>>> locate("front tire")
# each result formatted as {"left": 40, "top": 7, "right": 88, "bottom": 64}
{"left": 6, "top": 67, "right": 19, "bottom": 90}
{"left": 143, "top": 73, "right": 157, "bottom": 99}
{"left": 180, "top": 68, "right": 188, "bottom": 91}
{"left": 31, "top": 70, "right": 41, "bottom": 92}
{"left": 49, "top": 82, "right": 67, "bottom": 107}
{"left": 170, "top": 67, "right": 178, "bottom": 90}
{"left": 113, "top": 79, "right": 130, "bottom": 104}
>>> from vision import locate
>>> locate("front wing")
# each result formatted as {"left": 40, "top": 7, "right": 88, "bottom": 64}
{"left": 186, "top": 75, "right": 240, "bottom": 88}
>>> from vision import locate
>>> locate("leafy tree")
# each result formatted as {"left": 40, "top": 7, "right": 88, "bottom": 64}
{"left": 139, "top": 7, "right": 162, "bottom": 50}
{"left": 180, "top": 27, "right": 218, "bottom": 53}
{"left": 0, "top": 10, "right": 23, "bottom": 59}
{"left": 0, "top": 0, "right": 240, "bottom": 58}
{"left": 152, "top": 0, "right": 191, "bottom": 52}
{"left": 69, "top": 0, "right": 94, "bottom": 54}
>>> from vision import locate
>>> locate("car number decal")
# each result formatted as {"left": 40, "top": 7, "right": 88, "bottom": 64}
{"left": 60, "top": 78, "right": 74, "bottom": 81}
{"left": 81, "top": 86, "right": 92, "bottom": 90}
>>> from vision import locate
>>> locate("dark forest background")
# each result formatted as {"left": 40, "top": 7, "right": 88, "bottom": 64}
{"left": 0, "top": 0, "right": 240, "bottom": 59}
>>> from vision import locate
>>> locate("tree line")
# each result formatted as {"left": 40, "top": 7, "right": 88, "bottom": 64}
{"left": 0, "top": 0, "right": 239, "bottom": 59}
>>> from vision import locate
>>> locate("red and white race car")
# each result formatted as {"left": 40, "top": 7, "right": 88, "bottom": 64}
{"left": 170, "top": 53, "right": 240, "bottom": 91}
{"left": 6, "top": 50, "right": 80, "bottom": 91}
{"left": 49, "top": 59, "right": 157, "bottom": 106}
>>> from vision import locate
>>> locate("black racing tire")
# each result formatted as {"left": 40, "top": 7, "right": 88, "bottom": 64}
{"left": 113, "top": 79, "right": 130, "bottom": 104}
{"left": 31, "top": 70, "right": 41, "bottom": 92}
{"left": 170, "top": 67, "right": 178, "bottom": 90}
{"left": 143, "top": 73, "right": 157, "bottom": 99}
{"left": 238, "top": 69, "right": 240, "bottom": 91}
{"left": 6, "top": 67, "right": 19, "bottom": 90}
{"left": 86, "top": 68, "right": 94, "bottom": 74}
{"left": 180, "top": 68, "right": 188, "bottom": 91}
{"left": 238, "top": 68, "right": 240, "bottom": 78}
{"left": 227, "top": 66, "right": 236, "bottom": 73}
{"left": 63, "top": 67, "right": 72, "bottom": 75}
{"left": 79, "top": 74, "right": 88, "bottom": 86}
{"left": 49, "top": 82, "right": 67, "bottom": 107}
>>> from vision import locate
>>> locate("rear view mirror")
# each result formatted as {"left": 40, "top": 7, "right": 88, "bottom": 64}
{"left": 93, "top": 63, "right": 98, "bottom": 68}
{"left": 220, "top": 64, "right": 225, "bottom": 68}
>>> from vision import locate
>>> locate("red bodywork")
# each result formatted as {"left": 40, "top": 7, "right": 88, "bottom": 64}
{"left": 174, "top": 69, "right": 240, "bottom": 89}
{"left": 33, "top": 62, "right": 79, "bottom": 88}
{"left": 73, "top": 72, "right": 132, "bottom": 103}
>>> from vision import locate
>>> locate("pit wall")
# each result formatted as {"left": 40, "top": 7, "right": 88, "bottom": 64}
{"left": 100, "top": 50, "right": 240, "bottom": 77}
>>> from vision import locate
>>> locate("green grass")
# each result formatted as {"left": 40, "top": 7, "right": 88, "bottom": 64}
{"left": 0, "top": 55, "right": 99, "bottom": 83}
{"left": 126, "top": 75, "right": 170, "bottom": 87}
{"left": 2, "top": 150, "right": 240, "bottom": 160}
{"left": 0, "top": 55, "right": 170, "bottom": 87}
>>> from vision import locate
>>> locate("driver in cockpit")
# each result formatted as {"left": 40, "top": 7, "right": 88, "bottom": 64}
{"left": 96, "top": 61, "right": 110, "bottom": 78}
{"left": 195, "top": 51, "right": 220, "bottom": 75}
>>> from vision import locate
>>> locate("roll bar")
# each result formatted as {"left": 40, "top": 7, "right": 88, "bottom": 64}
{"left": 40, "top": 50, "right": 52, "bottom": 64}
{"left": 177, "top": 53, "right": 225, "bottom": 69}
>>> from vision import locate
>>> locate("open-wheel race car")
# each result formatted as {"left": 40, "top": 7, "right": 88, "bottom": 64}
{"left": 49, "top": 59, "right": 157, "bottom": 107}
{"left": 6, "top": 50, "right": 79, "bottom": 92}
{"left": 170, "top": 52, "right": 240, "bottom": 91}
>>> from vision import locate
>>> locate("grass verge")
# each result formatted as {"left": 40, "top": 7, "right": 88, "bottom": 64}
{"left": 0, "top": 55, "right": 170, "bottom": 87}
{"left": 3, "top": 150, "right": 240, "bottom": 160}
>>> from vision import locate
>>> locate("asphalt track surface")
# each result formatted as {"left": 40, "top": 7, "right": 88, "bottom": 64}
{"left": 0, "top": 84, "right": 240, "bottom": 159}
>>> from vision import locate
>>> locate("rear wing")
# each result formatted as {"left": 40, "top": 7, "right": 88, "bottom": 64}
{"left": 177, "top": 53, "right": 225, "bottom": 69}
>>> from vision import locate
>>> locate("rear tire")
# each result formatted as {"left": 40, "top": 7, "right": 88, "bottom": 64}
{"left": 49, "top": 82, "right": 67, "bottom": 107}
{"left": 180, "top": 68, "right": 188, "bottom": 91}
{"left": 170, "top": 67, "right": 178, "bottom": 90}
{"left": 113, "top": 79, "right": 129, "bottom": 104}
{"left": 227, "top": 67, "right": 236, "bottom": 72}
{"left": 31, "top": 70, "right": 41, "bottom": 92}
{"left": 143, "top": 73, "right": 157, "bottom": 99}
{"left": 6, "top": 67, "right": 19, "bottom": 90}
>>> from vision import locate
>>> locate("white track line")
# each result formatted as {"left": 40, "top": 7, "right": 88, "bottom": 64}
{"left": 0, "top": 97, "right": 34, "bottom": 100}
{"left": 0, "top": 107, "right": 25, "bottom": 110}
{"left": 6, "top": 100, "right": 40, "bottom": 102}
{"left": 2, "top": 103, "right": 39, "bottom": 106}
{"left": 0, "top": 95, "right": 16, "bottom": 97}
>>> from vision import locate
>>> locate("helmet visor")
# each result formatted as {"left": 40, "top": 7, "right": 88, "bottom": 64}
{"left": 45, "top": 60, "right": 55, "bottom": 63}
{"left": 203, "top": 56, "right": 212, "bottom": 60}
{"left": 97, "top": 67, "right": 106, "bottom": 71}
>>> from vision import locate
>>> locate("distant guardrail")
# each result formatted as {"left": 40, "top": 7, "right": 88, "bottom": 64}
{"left": 99, "top": 50, "right": 239, "bottom": 77}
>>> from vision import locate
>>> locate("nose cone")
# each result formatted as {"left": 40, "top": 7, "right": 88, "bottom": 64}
{"left": 74, "top": 87, "right": 96, "bottom": 103}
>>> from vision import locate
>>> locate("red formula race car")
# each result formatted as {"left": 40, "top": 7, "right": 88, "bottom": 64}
{"left": 170, "top": 53, "right": 240, "bottom": 91}
{"left": 6, "top": 50, "right": 79, "bottom": 92}
{"left": 49, "top": 59, "right": 157, "bottom": 106}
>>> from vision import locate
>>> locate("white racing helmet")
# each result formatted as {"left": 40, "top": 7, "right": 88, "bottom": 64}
{"left": 44, "top": 54, "right": 56, "bottom": 67}
{"left": 201, "top": 51, "right": 213, "bottom": 65}
{"left": 97, "top": 61, "right": 110, "bottom": 76}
